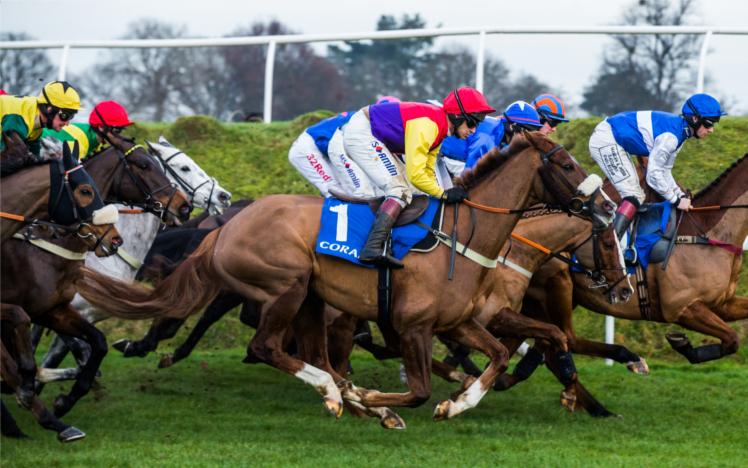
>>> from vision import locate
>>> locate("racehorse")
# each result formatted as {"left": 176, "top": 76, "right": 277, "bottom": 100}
{"left": 494, "top": 154, "right": 747, "bottom": 397}
{"left": 75, "top": 132, "right": 615, "bottom": 428}
{"left": 1, "top": 142, "right": 122, "bottom": 441}
{"left": 1, "top": 134, "right": 191, "bottom": 418}
{"left": 36, "top": 136, "right": 232, "bottom": 374}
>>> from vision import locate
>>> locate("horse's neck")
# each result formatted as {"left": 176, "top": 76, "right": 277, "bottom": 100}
{"left": 84, "top": 149, "right": 117, "bottom": 198}
{"left": 462, "top": 155, "right": 541, "bottom": 261}
{"left": 0, "top": 165, "right": 50, "bottom": 241}
{"left": 507, "top": 214, "right": 589, "bottom": 272}
{"left": 84, "top": 208, "right": 161, "bottom": 278}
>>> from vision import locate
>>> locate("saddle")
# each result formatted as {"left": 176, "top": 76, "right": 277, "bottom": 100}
{"left": 328, "top": 188, "right": 430, "bottom": 226}
{"left": 632, "top": 202, "right": 677, "bottom": 267}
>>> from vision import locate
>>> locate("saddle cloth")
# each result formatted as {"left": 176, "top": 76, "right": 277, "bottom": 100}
{"left": 626, "top": 201, "right": 676, "bottom": 270}
{"left": 315, "top": 197, "right": 440, "bottom": 267}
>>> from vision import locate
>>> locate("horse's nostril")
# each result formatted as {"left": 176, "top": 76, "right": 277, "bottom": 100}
{"left": 112, "top": 236, "right": 123, "bottom": 247}
{"left": 219, "top": 191, "right": 230, "bottom": 201}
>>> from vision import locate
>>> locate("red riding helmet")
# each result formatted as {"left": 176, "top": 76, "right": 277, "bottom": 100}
{"left": 442, "top": 87, "right": 495, "bottom": 116}
{"left": 89, "top": 100, "right": 133, "bottom": 129}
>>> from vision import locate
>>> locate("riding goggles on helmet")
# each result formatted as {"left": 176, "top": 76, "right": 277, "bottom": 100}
{"left": 452, "top": 90, "right": 486, "bottom": 128}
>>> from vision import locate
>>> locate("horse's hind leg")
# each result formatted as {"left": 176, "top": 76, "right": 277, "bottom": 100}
{"left": 114, "top": 317, "right": 185, "bottom": 358}
{"left": 248, "top": 277, "right": 343, "bottom": 418}
{"left": 433, "top": 318, "right": 510, "bottom": 420}
{"left": 160, "top": 293, "right": 245, "bottom": 368}
{"left": 34, "top": 305, "right": 108, "bottom": 417}
{"left": 1, "top": 304, "right": 36, "bottom": 408}
{"left": 668, "top": 301, "right": 740, "bottom": 363}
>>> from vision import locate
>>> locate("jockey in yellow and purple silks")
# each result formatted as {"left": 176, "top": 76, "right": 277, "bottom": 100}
{"left": 343, "top": 86, "right": 495, "bottom": 267}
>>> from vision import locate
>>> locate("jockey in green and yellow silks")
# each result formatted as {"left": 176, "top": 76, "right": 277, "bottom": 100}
{"left": 1, "top": 81, "right": 81, "bottom": 158}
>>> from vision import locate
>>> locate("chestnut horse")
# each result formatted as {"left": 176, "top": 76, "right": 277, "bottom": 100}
{"left": 495, "top": 154, "right": 747, "bottom": 401}
{"left": 76, "top": 132, "right": 613, "bottom": 428}
{"left": 1, "top": 135, "right": 191, "bottom": 419}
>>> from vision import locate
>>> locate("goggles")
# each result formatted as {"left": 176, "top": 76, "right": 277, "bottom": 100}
{"left": 58, "top": 109, "right": 77, "bottom": 122}
{"left": 701, "top": 117, "right": 719, "bottom": 128}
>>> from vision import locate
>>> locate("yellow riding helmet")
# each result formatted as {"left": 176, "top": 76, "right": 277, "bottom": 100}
{"left": 37, "top": 81, "right": 81, "bottom": 111}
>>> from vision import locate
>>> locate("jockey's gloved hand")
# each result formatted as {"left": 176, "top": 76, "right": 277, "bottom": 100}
{"left": 442, "top": 186, "right": 468, "bottom": 204}
{"left": 676, "top": 196, "right": 692, "bottom": 211}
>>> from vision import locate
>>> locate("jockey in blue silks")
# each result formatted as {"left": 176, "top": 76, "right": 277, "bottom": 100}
{"left": 589, "top": 93, "right": 726, "bottom": 237}
{"left": 440, "top": 100, "right": 543, "bottom": 174}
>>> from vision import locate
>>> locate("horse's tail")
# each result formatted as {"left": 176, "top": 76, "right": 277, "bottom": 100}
{"left": 75, "top": 229, "right": 223, "bottom": 320}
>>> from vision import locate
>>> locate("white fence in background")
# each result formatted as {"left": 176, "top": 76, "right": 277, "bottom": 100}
{"left": 4, "top": 25, "right": 747, "bottom": 362}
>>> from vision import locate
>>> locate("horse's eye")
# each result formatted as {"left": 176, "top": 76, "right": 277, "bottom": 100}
{"left": 181, "top": 166, "right": 190, "bottom": 172}
{"left": 563, "top": 163, "right": 574, "bottom": 170}
{"left": 80, "top": 188, "right": 92, "bottom": 196}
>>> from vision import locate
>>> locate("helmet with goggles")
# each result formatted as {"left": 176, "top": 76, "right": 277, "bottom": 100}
{"left": 442, "top": 87, "right": 495, "bottom": 129}
{"left": 89, "top": 100, "right": 134, "bottom": 130}
{"left": 532, "top": 93, "right": 569, "bottom": 127}
{"left": 681, "top": 93, "right": 726, "bottom": 129}
{"left": 503, "top": 100, "right": 543, "bottom": 131}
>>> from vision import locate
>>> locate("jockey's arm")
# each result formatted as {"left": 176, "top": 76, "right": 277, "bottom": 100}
{"left": 404, "top": 117, "right": 444, "bottom": 198}
{"left": 645, "top": 132, "right": 685, "bottom": 203}
{"left": 1, "top": 114, "right": 32, "bottom": 154}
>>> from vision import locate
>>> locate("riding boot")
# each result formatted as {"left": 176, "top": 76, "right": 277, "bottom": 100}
{"left": 359, "top": 198, "right": 404, "bottom": 269}
{"left": 613, "top": 197, "right": 640, "bottom": 239}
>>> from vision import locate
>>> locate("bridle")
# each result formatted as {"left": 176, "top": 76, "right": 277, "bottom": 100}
{"left": 148, "top": 145, "right": 218, "bottom": 212}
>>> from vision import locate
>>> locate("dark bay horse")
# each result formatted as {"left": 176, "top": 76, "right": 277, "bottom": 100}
{"left": 76, "top": 132, "right": 613, "bottom": 428}
{"left": 1, "top": 136, "right": 191, "bottom": 420}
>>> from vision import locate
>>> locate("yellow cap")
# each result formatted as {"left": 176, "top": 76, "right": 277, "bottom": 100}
{"left": 37, "top": 81, "right": 81, "bottom": 111}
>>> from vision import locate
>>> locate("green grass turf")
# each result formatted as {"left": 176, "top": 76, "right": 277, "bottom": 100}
{"left": 2, "top": 348, "right": 747, "bottom": 467}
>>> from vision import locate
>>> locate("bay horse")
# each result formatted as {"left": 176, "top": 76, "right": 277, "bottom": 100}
{"left": 75, "top": 132, "right": 614, "bottom": 428}
{"left": 1, "top": 143, "right": 122, "bottom": 442}
{"left": 1, "top": 135, "right": 191, "bottom": 418}
{"left": 495, "top": 154, "right": 747, "bottom": 398}
{"left": 35, "top": 136, "right": 232, "bottom": 374}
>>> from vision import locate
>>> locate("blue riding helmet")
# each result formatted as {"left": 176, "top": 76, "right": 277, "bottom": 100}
{"left": 681, "top": 93, "right": 726, "bottom": 119}
{"left": 503, "top": 100, "right": 543, "bottom": 129}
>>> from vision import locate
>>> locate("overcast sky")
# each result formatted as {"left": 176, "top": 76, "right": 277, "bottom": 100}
{"left": 3, "top": 0, "right": 747, "bottom": 114}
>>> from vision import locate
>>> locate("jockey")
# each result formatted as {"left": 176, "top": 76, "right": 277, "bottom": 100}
{"left": 440, "top": 100, "right": 543, "bottom": 174}
{"left": 1, "top": 81, "right": 81, "bottom": 159}
{"left": 344, "top": 86, "right": 495, "bottom": 267}
{"left": 288, "top": 109, "right": 358, "bottom": 197}
{"left": 589, "top": 93, "right": 726, "bottom": 237}
{"left": 289, "top": 96, "right": 399, "bottom": 198}
{"left": 43, "top": 100, "right": 134, "bottom": 158}
{"left": 532, "top": 93, "right": 569, "bottom": 135}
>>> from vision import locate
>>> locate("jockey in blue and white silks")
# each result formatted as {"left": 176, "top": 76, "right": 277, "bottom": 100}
{"left": 440, "top": 100, "right": 543, "bottom": 175}
{"left": 589, "top": 93, "right": 726, "bottom": 237}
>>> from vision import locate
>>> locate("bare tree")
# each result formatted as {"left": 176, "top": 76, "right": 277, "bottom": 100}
{"left": 0, "top": 32, "right": 56, "bottom": 96}
{"left": 582, "top": 0, "right": 703, "bottom": 114}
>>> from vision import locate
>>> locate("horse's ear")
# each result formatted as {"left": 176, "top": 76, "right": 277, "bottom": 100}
{"left": 158, "top": 135, "right": 173, "bottom": 147}
{"left": 145, "top": 140, "right": 157, "bottom": 153}
{"left": 62, "top": 141, "right": 80, "bottom": 168}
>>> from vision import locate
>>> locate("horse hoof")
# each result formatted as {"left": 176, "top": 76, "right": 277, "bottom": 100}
{"left": 112, "top": 339, "right": 131, "bottom": 354}
{"left": 58, "top": 426, "right": 86, "bottom": 443}
{"left": 158, "top": 354, "right": 174, "bottom": 369}
{"left": 433, "top": 400, "right": 453, "bottom": 421}
{"left": 380, "top": 409, "right": 406, "bottom": 430}
{"left": 626, "top": 358, "right": 650, "bottom": 375}
{"left": 53, "top": 394, "right": 73, "bottom": 418}
{"left": 665, "top": 332, "right": 690, "bottom": 350}
{"left": 323, "top": 398, "right": 343, "bottom": 418}
{"left": 560, "top": 390, "right": 578, "bottom": 412}
{"left": 16, "top": 388, "right": 35, "bottom": 410}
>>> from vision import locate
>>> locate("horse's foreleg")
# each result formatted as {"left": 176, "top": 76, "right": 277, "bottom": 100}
{"left": 433, "top": 319, "right": 509, "bottom": 421}
{"left": 487, "top": 307, "right": 568, "bottom": 352}
{"left": 0, "top": 401, "right": 26, "bottom": 438}
{"left": 34, "top": 305, "right": 108, "bottom": 417}
{"left": 668, "top": 301, "right": 740, "bottom": 363}
{"left": 114, "top": 317, "right": 185, "bottom": 359}
{"left": 160, "top": 293, "right": 244, "bottom": 368}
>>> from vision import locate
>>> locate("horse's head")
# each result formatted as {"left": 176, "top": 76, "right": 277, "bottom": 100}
{"left": 146, "top": 136, "right": 232, "bottom": 215}
{"left": 49, "top": 142, "right": 123, "bottom": 256}
{"left": 524, "top": 132, "right": 615, "bottom": 227}
{"left": 84, "top": 133, "right": 192, "bottom": 225}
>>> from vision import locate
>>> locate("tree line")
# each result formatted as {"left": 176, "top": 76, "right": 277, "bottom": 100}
{"left": 1, "top": 0, "right": 717, "bottom": 121}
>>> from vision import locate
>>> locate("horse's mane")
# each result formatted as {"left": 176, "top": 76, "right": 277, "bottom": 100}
{"left": 454, "top": 136, "right": 531, "bottom": 189}
{"left": 693, "top": 153, "right": 748, "bottom": 200}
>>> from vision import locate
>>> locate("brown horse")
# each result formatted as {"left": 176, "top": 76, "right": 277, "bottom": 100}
{"left": 1, "top": 136, "right": 191, "bottom": 418}
{"left": 76, "top": 132, "right": 613, "bottom": 427}
{"left": 495, "top": 154, "right": 747, "bottom": 403}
